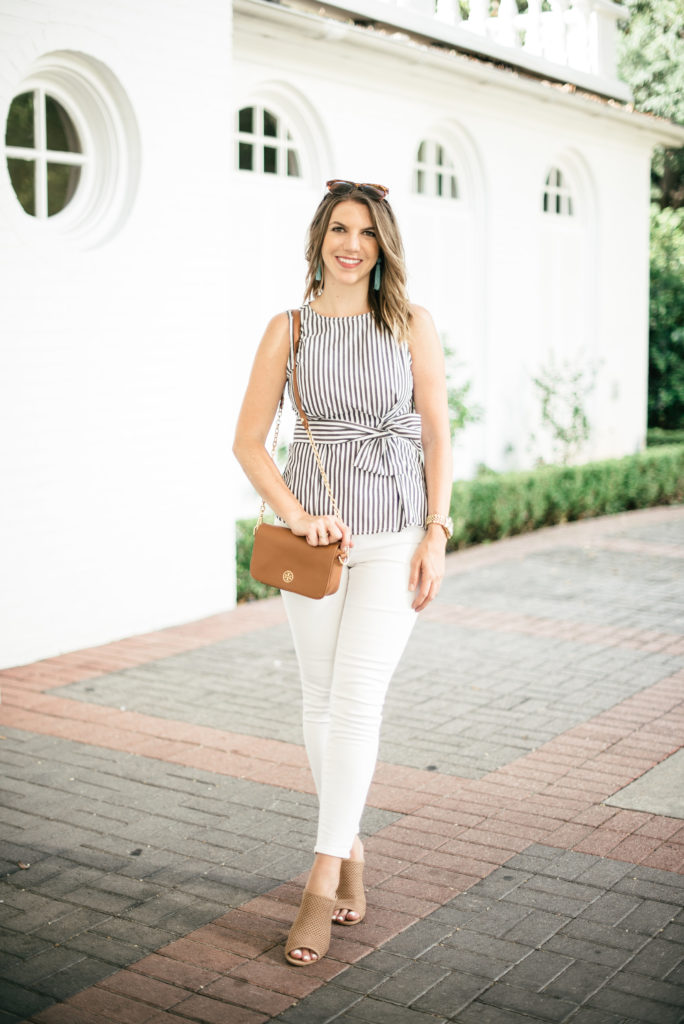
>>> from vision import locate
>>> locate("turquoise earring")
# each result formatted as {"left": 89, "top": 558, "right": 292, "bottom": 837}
{"left": 373, "top": 259, "right": 382, "bottom": 291}
{"left": 315, "top": 262, "right": 322, "bottom": 282}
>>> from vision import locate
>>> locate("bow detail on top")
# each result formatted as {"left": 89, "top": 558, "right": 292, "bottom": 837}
{"left": 292, "top": 409, "right": 422, "bottom": 479}
{"left": 351, "top": 412, "right": 422, "bottom": 477}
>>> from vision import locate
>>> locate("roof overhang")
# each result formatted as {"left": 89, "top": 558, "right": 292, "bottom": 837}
{"left": 235, "top": 0, "right": 684, "bottom": 149}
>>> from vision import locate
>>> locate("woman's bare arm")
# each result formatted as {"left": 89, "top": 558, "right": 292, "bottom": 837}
{"left": 232, "top": 314, "right": 352, "bottom": 550}
{"left": 407, "top": 305, "right": 453, "bottom": 611}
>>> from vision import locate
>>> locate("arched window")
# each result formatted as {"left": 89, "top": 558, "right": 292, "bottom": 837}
{"left": 5, "top": 89, "right": 85, "bottom": 219}
{"left": 235, "top": 105, "right": 302, "bottom": 178}
{"left": 543, "top": 167, "right": 574, "bottom": 216}
{"left": 538, "top": 155, "right": 593, "bottom": 456}
{"left": 3, "top": 52, "right": 140, "bottom": 247}
{"left": 413, "top": 139, "right": 458, "bottom": 199}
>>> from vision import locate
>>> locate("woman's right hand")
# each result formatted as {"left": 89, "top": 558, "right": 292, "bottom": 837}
{"left": 289, "top": 512, "right": 352, "bottom": 553}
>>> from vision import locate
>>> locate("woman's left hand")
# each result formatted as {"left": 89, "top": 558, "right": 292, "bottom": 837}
{"left": 408, "top": 533, "right": 446, "bottom": 612}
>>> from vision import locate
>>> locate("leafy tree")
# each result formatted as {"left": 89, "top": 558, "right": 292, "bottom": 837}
{"left": 617, "top": 0, "right": 684, "bottom": 208}
{"left": 648, "top": 205, "right": 684, "bottom": 428}
{"left": 617, "top": 2, "right": 684, "bottom": 428}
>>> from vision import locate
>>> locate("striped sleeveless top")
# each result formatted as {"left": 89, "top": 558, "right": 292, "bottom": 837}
{"left": 282, "top": 304, "right": 427, "bottom": 535}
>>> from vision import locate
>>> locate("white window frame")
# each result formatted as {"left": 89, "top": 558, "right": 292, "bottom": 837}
{"left": 6, "top": 87, "right": 87, "bottom": 220}
{"left": 3, "top": 51, "right": 140, "bottom": 248}
{"left": 543, "top": 167, "right": 575, "bottom": 216}
{"left": 235, "top": 104, "right": 303, "bottom": 179}
{"left": 413, "top": 139, "right": 459, "bottom": 200}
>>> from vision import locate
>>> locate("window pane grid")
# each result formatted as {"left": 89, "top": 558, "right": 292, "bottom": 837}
{"left": 235, "top": 104, "right": 302, "bottom": 179}
{"left": 6, "top": 146, "right": 85, "bottom": 165}
{"left": 5, "top": 88, "right": 85, "bottom": 220}
{"left": 7, "top": 157, "right": 35, "bottom": 216}
{"left": 5, "top": 91, "right": 34, "bottom": 147}
{"left": 46, "top": 94, "right": 82, "bottom": 153}
{"left": 238, "top": 107, "right": 253, "bottom": 133}
{"left": 543, "top": 167, "right": 574, "bottom": 217}
{"left": 47, "top": 163, "right": 81, "bottom": 216}
{"left": 237, "top": 140, "right": 253, "bottom": 171}
{"left": 413, "top": 138, "right": 458, "bottom": 199}
{"left": 287, "top": 148, "right": 300, "bottom": 178}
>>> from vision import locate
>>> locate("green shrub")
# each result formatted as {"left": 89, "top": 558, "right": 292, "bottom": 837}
{"left": 447, "top": 445, "right": 684, "bottom": 551}
{"left": 648, "top": 206, "right": 684, "bottom": 430}
{"left": 236, "top": 446, "right": 684, "bottom": 600}
{"left": 235, "top": 517, "right": 279, "bottom": 603}
{"left": 647, "top": 427, "right": 684, "bottom": 446}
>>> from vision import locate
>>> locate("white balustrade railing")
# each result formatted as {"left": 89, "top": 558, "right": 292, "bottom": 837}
{"left": 291, "top": 0, "right": 630, "bottom": 100}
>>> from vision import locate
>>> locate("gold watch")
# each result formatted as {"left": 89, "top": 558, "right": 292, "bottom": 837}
{"left": 425, "top": 513, "right": 453, "bottom": 540}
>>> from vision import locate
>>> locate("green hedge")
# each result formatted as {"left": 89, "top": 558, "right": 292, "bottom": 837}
{"left": 236, "top": 446, "right": 684, "bottom": 601}
{"left": 235, "top": 518, "right": 280, "bottom": 603}
{"left": 448, "top": 445, "right": 684, "bottom": 550}
{"left": 647, "top": 428, "right": 684, "bottom": 447}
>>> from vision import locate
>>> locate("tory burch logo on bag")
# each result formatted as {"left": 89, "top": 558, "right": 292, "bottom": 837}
{"left": 282, "top": 570, "right": 294, "bottom": 584}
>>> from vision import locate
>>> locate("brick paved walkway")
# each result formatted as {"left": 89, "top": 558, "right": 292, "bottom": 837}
{"left": 1, "top": 506, "right": 683, "bottom": 1024}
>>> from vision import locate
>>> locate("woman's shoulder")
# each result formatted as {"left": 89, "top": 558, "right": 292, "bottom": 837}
{"left": 256, "top": 312, "right": 291, "bottom": 362}
{"left": 408, "top": 304, "right": 435, "bottom": 328}
{"left": 263, "top": 309, "right": 301, "bottom": 340}
{"left": 266, "top": 309, "right": 294, "bottom": 330}
{"left": 407, "top": 305, "right": 437, "bottom": 344}
{"left": 266, "top": 306, "right": 310, "bottom": 334}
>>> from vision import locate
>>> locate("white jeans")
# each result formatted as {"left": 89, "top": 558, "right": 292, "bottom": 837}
{"left": 281, "top": 526, "right": 424, "bottom": 858}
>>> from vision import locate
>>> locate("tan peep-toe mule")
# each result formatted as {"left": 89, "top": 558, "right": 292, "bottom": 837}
{"left": 334, "top": 858, "right": 366, "bottom": 926}
{"left": 285, "top": 889, "right": 335, "bottom": 966}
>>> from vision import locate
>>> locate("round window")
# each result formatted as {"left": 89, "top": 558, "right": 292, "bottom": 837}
{"left": 6, "top": 90, "right": 86, "bottom": 218}
{"left": 3, "top": 51, "right": 140, "bottom": 247}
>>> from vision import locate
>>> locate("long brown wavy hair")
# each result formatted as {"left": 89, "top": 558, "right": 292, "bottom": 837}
{"left": 303, "top": 187, "right": 412, "bottom": 341}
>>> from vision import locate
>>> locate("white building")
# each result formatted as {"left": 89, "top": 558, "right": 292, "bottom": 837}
{"left": 1, "top": 0, "right": 682, "bottom": 669}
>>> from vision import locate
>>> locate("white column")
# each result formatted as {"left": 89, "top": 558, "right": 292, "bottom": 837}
{"left": 566, "top": 0, "right": 592, "bottom": 72}
{"left": 544, "top": 0, "right": 570, "bottom": 66}
{"left": 592, "top": 1, "right": 622, "bottom": 79}
{"left": 466, "top": 0, "right": 489, "bottom": 35}
{"left": 436, "top": 0, "right": 462, "bottom": 25}
{"left": 522, "top": 0, "right": 543, "bottom": 56}
{"left": 492, "top": 0, "right": 521, "bottom": 47}
{"left": 397, "top": 0, "right": 434, "bottom": 14}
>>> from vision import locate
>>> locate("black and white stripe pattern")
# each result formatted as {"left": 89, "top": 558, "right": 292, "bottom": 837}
{"left": 282, "top": 304, "right": 427, "bottom": 535}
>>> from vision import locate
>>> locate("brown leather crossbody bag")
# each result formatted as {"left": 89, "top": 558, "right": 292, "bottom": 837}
{"left": 249, "top": 309, "right": 348, "bottom": 599}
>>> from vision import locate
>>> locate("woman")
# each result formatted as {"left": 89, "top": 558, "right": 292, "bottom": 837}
{"left": 233, "top": 179, "right": 452, "bottom": 966}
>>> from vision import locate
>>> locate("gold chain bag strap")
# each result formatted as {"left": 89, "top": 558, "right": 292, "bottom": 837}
{"left": 249, "top": 309, "right": 349, "bottom": 599}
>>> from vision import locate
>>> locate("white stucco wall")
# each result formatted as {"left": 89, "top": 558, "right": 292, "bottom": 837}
{"left": 0, "top": 0, "right": 233, "bottom": 669}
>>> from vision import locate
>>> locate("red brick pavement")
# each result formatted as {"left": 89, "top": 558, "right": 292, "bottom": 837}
{"left": 2, "top": 507, "right": 681, "bottom": 1023}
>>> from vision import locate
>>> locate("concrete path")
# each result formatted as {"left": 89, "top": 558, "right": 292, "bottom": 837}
{"left": 1, "top": 505, "right": 683, "bottom": 1024}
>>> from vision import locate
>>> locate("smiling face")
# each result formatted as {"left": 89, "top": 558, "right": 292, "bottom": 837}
{"left": 319, "top": 199, "right": 380, "bottom": 289}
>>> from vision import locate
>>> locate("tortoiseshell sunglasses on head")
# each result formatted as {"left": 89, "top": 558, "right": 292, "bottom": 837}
{"left": 326, "top": 179, "right": 389, "bottom": 201}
